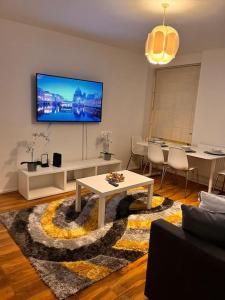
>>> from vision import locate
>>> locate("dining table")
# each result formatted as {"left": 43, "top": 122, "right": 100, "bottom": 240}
{"left": 137, "top": 141, "right": 225, "bottom": 193}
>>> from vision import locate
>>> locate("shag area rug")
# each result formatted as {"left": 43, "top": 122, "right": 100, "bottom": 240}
{"left": 0, "top": 187, "right": 182, "bottom": 299}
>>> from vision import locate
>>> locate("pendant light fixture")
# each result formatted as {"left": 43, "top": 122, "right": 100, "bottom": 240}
{"left": 145, "top": 3, "right": 179, "bottom": 65}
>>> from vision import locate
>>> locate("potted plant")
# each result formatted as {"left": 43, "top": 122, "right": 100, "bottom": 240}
{"left": 99, "top": 131, "right": 113, "bottom": 160}
{"left": 21, "top": 131, "right": 50, "bottom": 171}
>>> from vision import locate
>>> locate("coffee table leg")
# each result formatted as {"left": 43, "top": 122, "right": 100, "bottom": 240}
{"left": 208, "top": 160, "right": 216, "bottom": 193}
{"left": 147, "top": 183, "right": 153, "bottom": 209}
{"left": 75, "top": 182, "right": 81, "bottom": 212}
{"left": 121, "top": 191, "right": 127, "bottom": 198}
{"left": 98, "top": 196, "right": 105, "bottom": 228}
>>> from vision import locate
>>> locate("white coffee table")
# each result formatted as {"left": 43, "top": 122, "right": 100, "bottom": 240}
{"left": 75, "top": 170, "right": 154, "bottom": 228}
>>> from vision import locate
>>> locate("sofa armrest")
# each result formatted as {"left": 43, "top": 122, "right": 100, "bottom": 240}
{"left": 145, "top": 219, "right": 225, "bottom": 300}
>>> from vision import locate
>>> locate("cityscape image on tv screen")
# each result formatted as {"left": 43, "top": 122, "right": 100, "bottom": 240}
{"left": 36, "top": 73, "right": 103, "bottom": 122}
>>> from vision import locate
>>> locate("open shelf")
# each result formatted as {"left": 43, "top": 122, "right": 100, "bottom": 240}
{"left": 65, "top": 180, "right": 76, "bottom": 192}
{"left": 97, "top": 163, "right": 121, "bottom": 175}
{"left": 18, "top": 158, "right": 122, "bottom": 200}
{"left": 29, "top": 186, "right": 65, "bottom": 200}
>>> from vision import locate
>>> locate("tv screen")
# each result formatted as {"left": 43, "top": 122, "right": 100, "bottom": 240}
{"left": 36, "top": 73, "right": 103, "bottom": 122}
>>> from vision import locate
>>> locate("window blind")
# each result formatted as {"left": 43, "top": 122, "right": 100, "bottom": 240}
{"left": 151, "top": 65, "right": 200, "bottom": 144}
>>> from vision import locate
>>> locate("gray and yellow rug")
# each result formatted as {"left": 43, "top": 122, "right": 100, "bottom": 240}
{"left": 0, "top": 187, "right": 182, "bottom": 299}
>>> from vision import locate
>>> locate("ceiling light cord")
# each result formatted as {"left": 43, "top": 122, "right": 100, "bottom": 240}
{"left": 162, "top": 3, "right": 169, "bottom": 26}
{"left": 163, "top": 7, "right": 166, "bottom": 26}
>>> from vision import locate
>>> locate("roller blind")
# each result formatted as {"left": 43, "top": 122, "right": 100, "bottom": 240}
{"left": 151, "top": 65, "right": 200, "bottom": 144}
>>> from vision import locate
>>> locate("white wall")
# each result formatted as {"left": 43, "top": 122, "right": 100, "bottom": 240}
{"left": 142, "top": 66, "right": 154, "bottom": 137}
{"left": 192, "top": 48, "right": 225, "bottom": 146}
{"left": 0, "top": 18, "right": 149, "bottom": 193}
{"left": 168, "top": 52, "right": 202, "bottom": 67}
{"left": 190, "top": 48, "right": 225, "bottom": 186}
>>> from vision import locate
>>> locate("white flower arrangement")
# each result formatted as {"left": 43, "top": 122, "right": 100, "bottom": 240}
{"left": 26, "top": 131, "right": 50, "bottom": 162}
{"left": 100, "top": 130, "right": 112, "bottom": 153}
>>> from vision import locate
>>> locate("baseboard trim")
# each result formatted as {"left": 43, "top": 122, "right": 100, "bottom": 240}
{"left": 0, "top": 187, "right": 18, "bottom": 194}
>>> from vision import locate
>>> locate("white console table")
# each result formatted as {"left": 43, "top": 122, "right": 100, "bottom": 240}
{"left": 18, "top": 158, "right": 122, "bottom": 200}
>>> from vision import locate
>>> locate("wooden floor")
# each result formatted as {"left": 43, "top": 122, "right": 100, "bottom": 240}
{"left": 0, "top": 174, "right": 205, "bottom": 300}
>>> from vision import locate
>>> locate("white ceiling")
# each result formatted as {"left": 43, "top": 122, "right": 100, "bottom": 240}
{"left": 0, "top": 0, "right": 225, "bottom": 55}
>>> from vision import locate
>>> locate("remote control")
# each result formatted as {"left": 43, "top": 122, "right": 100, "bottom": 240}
{"left": 108, "top": 180, "right": 119, "bottom": 187}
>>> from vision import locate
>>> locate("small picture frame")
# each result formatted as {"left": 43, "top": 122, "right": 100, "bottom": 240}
{"left": 41, "top": 153, "right": 49, "bottom": 168}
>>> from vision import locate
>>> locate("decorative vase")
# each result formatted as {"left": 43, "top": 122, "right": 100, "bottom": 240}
{"left": 101, "top": 152, "right": 113, "bottom": 161}
{"left": 21, "top": 161, "right": 38, "bottom": 172}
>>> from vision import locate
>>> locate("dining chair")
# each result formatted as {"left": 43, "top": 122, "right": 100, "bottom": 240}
{"left": 126, "top": 136, "right": 146, "bottom": 170}
{"left": 143, "top": 142, "right": 167, "bottom": 187}
{"left": 161, "top": 147, "right": 198, "bottom": 197}
{"left": 213, "top": 170, "right": 225, "bottom": 193}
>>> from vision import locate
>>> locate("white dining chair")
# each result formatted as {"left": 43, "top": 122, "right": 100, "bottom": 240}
{"left": 126, "top": 136, "right": 146, "bottom": 170}
{"left": 161, "top": 147, "right": 198, "bottom": 197}
{"left": 213, "top": 170, "right": 225, "bottom": 193}
{"left": 143, "top": 142, "right": 167, "bottom": 187}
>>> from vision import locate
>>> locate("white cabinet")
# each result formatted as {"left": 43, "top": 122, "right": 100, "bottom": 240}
{"left": 18, "top": 158, "right": 122, "bottom": 200}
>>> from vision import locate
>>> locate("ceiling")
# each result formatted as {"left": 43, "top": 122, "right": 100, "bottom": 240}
{"left": 0, "top": 0, "right": 225, "bottom": 55}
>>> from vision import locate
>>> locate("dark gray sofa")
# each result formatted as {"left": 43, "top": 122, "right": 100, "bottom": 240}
{"left": 144, "top": 219, "right": 225, "bottom": 300}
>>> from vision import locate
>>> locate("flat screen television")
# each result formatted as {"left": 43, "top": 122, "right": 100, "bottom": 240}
{"left": 36, "top": 73, "right": 103, "bottom": 122}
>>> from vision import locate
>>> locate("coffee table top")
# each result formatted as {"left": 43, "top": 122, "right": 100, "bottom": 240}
{"left": 76, "top": 170, "right": 154, "bottom": 196}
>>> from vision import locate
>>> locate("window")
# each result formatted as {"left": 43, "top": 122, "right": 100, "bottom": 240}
{"left": 150, "top": 65, "right": 200, "bottom": 144}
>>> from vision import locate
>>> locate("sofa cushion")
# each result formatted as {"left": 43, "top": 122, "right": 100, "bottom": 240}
{"left": 182, "top": 204, "right": 225, "bottom": 249}
{"left": 199, "top": 191, "right": 225, "bottom": 213}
